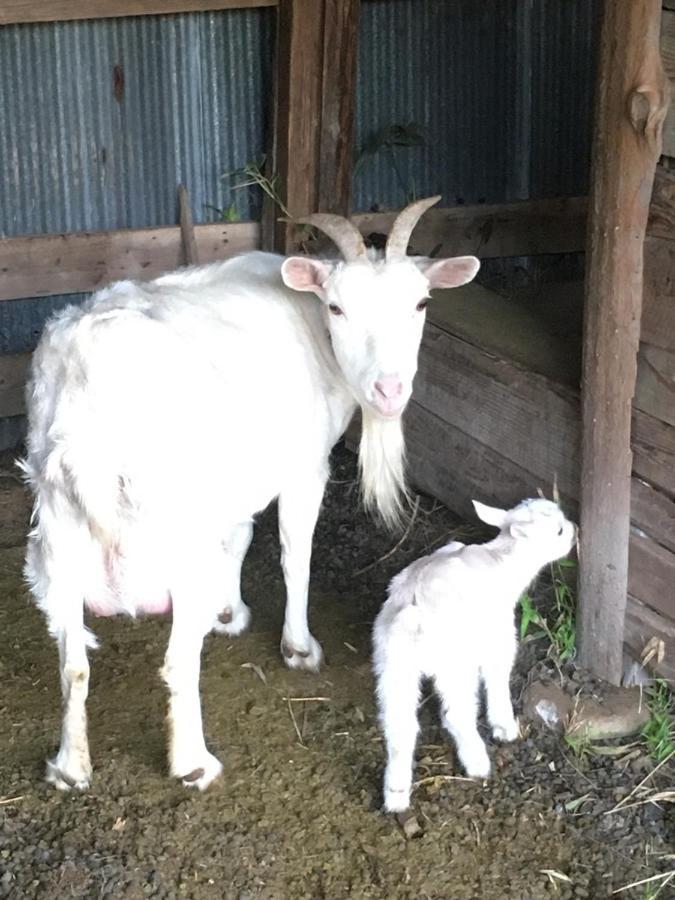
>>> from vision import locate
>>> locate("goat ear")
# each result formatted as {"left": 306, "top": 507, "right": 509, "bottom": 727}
{"left": 281, "top": 257, "right": 333, "bottom": 298}
{"left": 417, "top": 255, "right": 480, "bottom": 290}
{"left": 472, "top": 500, "right": 507, "bottom": 528}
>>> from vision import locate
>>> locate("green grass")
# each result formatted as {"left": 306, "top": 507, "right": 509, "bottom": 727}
{"left": 642, "top": 678, "right": 675, "bottom": 763}
{"left": 518, "top": 559, "right": 577, "bottom": 662}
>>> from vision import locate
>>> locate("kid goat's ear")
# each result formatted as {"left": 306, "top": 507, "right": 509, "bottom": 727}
{"left": 472, "top": 500, "right": 507, "bottom": 529}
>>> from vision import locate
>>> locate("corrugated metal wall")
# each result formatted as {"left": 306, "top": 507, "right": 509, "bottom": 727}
{"left": 0, "top": 0, "right": 600, "bottom": 447}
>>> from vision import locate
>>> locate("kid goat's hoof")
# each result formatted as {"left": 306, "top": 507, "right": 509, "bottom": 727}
{"left": 45, "top": 758, "right": 92, "bottom": 791}
{"left": 491, "top": 717, "right": 520, "bottom": 742}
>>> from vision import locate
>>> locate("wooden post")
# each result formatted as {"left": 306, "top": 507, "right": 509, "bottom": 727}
{"left": 578, "top": 0, "right": 669, "bottom": 683}
{"left": 263, "top": 0, "right": 360, "bottom": 253}
{"left": 178, "top": 184, "right": 199, "bottom": 266}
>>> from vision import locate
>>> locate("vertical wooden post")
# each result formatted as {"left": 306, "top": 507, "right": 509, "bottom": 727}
{"left": 578, "top": 0, "right": 669, "bottom": 683}
{"left": 263, "top": 0, "right": 360, "bottom": 253}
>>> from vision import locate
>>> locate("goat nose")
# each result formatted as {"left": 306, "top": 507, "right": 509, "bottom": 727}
{"left": 375, "top": 376, "right": 403, "bottom": 400}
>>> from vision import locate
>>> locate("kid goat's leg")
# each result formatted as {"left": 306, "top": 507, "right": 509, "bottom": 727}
{"left": 277, "top": 474, "right": 327, "bottom": 672}
{"left": 376, "top": 658, "right": 421, "bottom": 813}
{"left": 481, "top": 628, "right": 520, "bottom": 742}
{"left": 212, "top": 520, "right": 253, "bottom": 637}
{"left": 46, "top": 608, "right": 93, "bottom": 790}
{"left": 162, "top": 558, "right": 224, "bottom": 790}
{"left": 435, "top": 665, "right": 491, "bottom": 779}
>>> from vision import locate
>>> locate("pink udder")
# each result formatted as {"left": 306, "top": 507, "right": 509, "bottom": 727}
{"left": 85, "top": 594, "right": 172, "bottom": 617}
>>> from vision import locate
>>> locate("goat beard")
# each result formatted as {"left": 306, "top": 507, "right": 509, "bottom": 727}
{"left": 358, "top": 407, "right": 409, "bottom": 531}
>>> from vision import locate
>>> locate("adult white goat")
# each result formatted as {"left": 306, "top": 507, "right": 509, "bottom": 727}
{"left": 22, "top": 196, "right": 479, "bottom": 791}
{"left": 373, "top": 498, "right": 576, "bottom": 813}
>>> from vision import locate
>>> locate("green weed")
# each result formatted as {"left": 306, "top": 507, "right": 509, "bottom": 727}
{"left": 642, "top": 679, "right": 675, "bottom": 763}
{"left": 518, "top": 560, "right": 577, "bottom": 663}
{"left": 221, "top": 156, "right": 291, "bottom": 218}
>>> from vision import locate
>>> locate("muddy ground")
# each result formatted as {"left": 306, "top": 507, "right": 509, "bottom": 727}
{"left": 0, "top": 445, "right": 673, "bottom": 899}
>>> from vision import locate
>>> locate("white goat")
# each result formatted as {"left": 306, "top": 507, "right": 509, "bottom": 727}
{"left": 373, "top": 498, "right": 576, "bottom": 813}
{"left": 21, "top": 197, "right": 480, "bottom": 791}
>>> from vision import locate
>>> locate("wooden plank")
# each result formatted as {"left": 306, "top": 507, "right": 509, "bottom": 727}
{"left": 634, "top": 343, "right": 675, "bottom": 425}
{"left": 660, "top": 9, "right": 675, "bottom": 156}
{"left": 628, "top": 531, "right": 675, "bottom": 620}
{"left": 632, "top": 408, "right": 675, "bottom": 496}
{"left": 642, "top": 237, "right": 675, "bottom": 351}
{"left": 0, "top": 0, "right": 276, "bottom": 25}
{"left": 624, "top": 595, "right": 675, "bottom": 681}
{"left": 414, "top": 321, "right": 581, "bottom": 499}
{"left": 0, "top": 222, "right": 259, "bottom": 302}
{"left": 0, "top": 353, "right": 30, "bottom": 420}
{"left": 578, "top": 0, "right": 669, "bottom": 684}
{"left": 404, "top": 400, "right": 578, "bottom": 523}
{"left": 353, "top": 196, "right": 588, "bottom": 260}
{"left": 631, "top": 478, "right": 675, "bottom": 554}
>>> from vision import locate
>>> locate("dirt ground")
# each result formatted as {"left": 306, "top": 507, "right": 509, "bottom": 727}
{"left": 0, "top": 445, "right": 673, "bottom": 899}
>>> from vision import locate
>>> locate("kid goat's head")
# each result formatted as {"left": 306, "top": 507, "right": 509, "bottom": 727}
{"left": 280, "top": 197, "right": 480, "bottom": 529}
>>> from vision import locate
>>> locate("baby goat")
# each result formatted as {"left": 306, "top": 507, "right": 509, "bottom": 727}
{"left": 373, "top": 498, "right": 576, "bottom": 813}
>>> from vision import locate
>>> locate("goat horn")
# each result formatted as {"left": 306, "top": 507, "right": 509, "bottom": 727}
{"left": 292, "top": 213, "right": 368, "bottom": 263}
{"left": 552, "top": 474, "right": 560, "bottom": 504}
{"left": 385, "top": 195, "right": 442, "bottom": 261}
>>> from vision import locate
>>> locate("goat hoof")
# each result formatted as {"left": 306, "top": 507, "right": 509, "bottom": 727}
{"left": 45, "top": 758, "right": 91, "bottom": 791}
{"left": 212, "top": 602, "right": 251, "bottom": 637}
{"left": 177, "top": 753, "right": 223, "bottom": 791}
{"left": 491, "top": 718, "right": 520, "bottom": 743}
{"left": 280, "top": 634, "right": 323, "bottom": 672}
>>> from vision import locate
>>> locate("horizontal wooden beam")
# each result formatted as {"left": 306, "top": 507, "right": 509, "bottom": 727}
{"left": 0, "top": 0, "right": 276, "bottom": 25}
{"left": 352, "top": 196, "right": 588, "bottom": 260}
{"left": 0, "top": 222, "right": 259, "bottom": 303}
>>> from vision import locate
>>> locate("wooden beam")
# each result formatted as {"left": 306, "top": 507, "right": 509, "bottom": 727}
{"left": 353, "top": 196, "right": 588, "bottom": 260}
{"left": 625, "top": 595, "right": 675, "bottom": 682}
{"left": 0, "top": 222, "right": 259, "bottom": 302}
{"left": 317, "top": 0, "right": 360, "bottom": 214}
{"left": 178, "top": 185, "right": 199, "bottom": 266}
{"left": 266, "top": 0, "right": 359, "bottom": 252}
{"left": 0, "top": 0, "right": 276, "bottom": 26}
{"left": 578, "top": 0, "right": 670, "bottom": 684}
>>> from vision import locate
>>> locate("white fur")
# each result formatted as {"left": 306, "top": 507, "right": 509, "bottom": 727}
{"left": 22, "top": 246, "right": 479, "bottom": 791}
{"left": 373, "top": 498, "right": 576, "bottom": 813}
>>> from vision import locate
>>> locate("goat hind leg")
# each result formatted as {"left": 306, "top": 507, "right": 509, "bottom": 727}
{"left": 163, "top": 573, "right": 223, "bottom": 790}
{"left": 212, "top": 520, "right": 253, "bottom": 637}
{"left": 435, "top": 666, "right": 491, "bottom": 779}
{"left": 46, "top": 615, "right": 94, "bottom": 790}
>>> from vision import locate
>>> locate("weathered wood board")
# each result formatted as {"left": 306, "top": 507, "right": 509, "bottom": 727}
{"left": 634, "top": 344, "right": 675, "bottom": 426}
{"left": 0, "top": 223, "right": 260, "bottom": 302}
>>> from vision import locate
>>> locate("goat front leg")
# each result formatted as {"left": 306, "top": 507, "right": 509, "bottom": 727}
{"left": 47, "top": 614, "right": 93, "bottom": 791}
{"left": 278, "top": 476, "right": 326, "bottom": 672}
{"left": 162, "top": 586, "right": 223, "bottom": 790}
{"left": 482, "top": 628, "right": 520, "bottom": 742}
{"left": 212, "top": 520, "right": 253, "bottom": 637}
{"left": 376, "top": 660, "right": 421, "bottom": 813}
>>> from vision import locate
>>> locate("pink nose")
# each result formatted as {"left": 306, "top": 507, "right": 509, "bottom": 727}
{"left": 375, "top": 376, "right": 403, "bottom": 400}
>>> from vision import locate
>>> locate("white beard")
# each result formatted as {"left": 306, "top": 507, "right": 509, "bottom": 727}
{"left": 358, "top": 408, "right": 409, "bottom": 530}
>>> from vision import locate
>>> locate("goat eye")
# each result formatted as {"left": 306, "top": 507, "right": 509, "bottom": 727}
{"left": 328, "top": 303, "right": 343, "bottom": 316}
{"left": 416, "top": 299, "right": 429, "bottom": 312}
{"left": 557, "top": 525, "right": 564, "bottom": 536}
